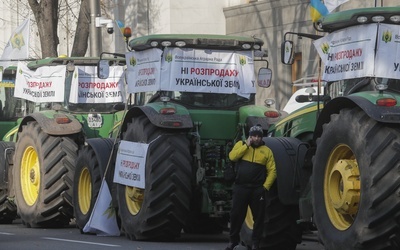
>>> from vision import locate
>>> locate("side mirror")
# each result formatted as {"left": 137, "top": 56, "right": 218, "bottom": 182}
{"left": 281, "top": 40, "right": 294, "bottom": 65}
{"left": 257, "top": 68, "right": 272, "bottom": 88}
{"left": 97, "top": 60, "right": 110, "bottom": 79}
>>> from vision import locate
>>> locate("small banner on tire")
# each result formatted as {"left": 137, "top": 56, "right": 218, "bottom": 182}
{"left": 114, "top": 140, "right": 149, "bottom": 188}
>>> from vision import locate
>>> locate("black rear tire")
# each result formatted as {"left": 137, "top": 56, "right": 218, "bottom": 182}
{"left": 73, "top": 146, "right": 101, "bottom": 232}
{"left": 14, "top": 121, "right": 77, "bottom": 227}
{"left": 117, "top": 115, "right": 192, "bottom": 240}
{"left": 240, "top": 183, "right": 302, "bottom": 250}
{"left": 0, "top": 142, "right": 17, "bottom": 224}
{"left": 313, "top": 107, "right": 400, "bottom": 249}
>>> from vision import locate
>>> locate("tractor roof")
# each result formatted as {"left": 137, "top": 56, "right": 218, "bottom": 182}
{"left": 317, "top": 6, "right": 400, "bottom": 33}
{"left": 128, "top": 34, "right": 264, "bottom": 52}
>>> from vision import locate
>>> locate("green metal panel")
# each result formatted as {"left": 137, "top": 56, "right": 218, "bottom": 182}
{"left": 189, "top": 109, "right": 238, "bottom": 140}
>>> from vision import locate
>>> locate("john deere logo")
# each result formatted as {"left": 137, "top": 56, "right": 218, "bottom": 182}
{"left": 321, "top": 42, "right": 330, "bottom": 54}
{"left": 239, "top": 56, "right": 246, "bottom": 65}
{"left": 130, "top": 56, "right": 136, "bottom": 66}
{"left": 11, "top": 32, "right": 25, "bottom": 50}
{"left": 165, "top": 53, "right": 173, "bottom": 62}
{"left": 382, "top": 30, "right": 392, "bottom": 43}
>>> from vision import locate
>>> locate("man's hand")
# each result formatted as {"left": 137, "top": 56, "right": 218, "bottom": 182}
{"left": 246, "top": 136, "right": 252, "bottom": 146}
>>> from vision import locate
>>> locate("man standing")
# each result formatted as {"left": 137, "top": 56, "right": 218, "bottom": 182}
{"left": 225, "top": 125, "right": 277, "bottom": 250}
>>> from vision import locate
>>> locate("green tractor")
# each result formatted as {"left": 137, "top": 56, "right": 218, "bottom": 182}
{"left": 0, "top": 65, "right": 35, "bottom": 224}
{"left": 73, "top": 33, "right": 286, "bottom": 245}
{"left": 267, "top": 6, "right": 400, "bottom": 250}
{"left": 5, "top": 56, "right": 126, "bottom": 227}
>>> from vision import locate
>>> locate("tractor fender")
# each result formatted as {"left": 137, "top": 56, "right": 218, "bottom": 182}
{"left": 120, "top": 106, "right": 193, "bottom": 137}
{"left": 314, "top": 95, "right": 400, "bottom": 141}
{"left": 263, "top": 137, "right": 308, "bottom": 205}
{"left": 84, "top": 138, "right": 116, "bottom": 178}
{"left": 18, "top": 112, "right": 82, "bottom": 136}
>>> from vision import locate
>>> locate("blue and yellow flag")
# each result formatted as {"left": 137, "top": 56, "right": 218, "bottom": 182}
{"left": 310, "top": 0, "right": 329, "bottom": 22}
{"left": 116, "top": 20, "right": 125, "bottom": 35}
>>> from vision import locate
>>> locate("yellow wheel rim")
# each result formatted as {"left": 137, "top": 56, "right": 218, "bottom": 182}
{"left": 324, "top": 144, "right": 360, "bottom": 231}
{"left": 20, "top": 146, "right": 40, "bottom": 206}
{"left": 244, "top": 206, "right": 254, "bottom": 230}
{"left": 125, "top": 186, "right": 144, "bottom": 215}
{"left": 78, "top": 167, "right": 92, "bottom": 215}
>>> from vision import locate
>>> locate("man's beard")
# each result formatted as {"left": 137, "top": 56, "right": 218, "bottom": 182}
{"left": 251, "top": 141, "right": 262, "bottom": 148}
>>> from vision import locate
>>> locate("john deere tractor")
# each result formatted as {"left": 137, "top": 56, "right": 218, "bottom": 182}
{"left": 266, "top": 6, "right": 400, "bottom": 250}
{"left": 6, "top": 56, "right": 126, "bottom": 228}
{"left": 0, "top": 65, "right": 33, "bottom": 224}
{"left": 72, "top": 33, "right": 287, "bottom": 246}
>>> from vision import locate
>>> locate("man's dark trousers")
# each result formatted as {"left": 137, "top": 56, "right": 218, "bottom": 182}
{"left": 229, "top": 184, "right": 266, "bottom": 246}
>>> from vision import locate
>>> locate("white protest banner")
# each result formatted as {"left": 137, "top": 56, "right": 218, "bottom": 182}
{"left": 126, "top": 48, "right": 162, "bottom": 93}
{"left": 235, "top": 51, "right": 256, "bottom": 96}
{"left": 114, "top": 140, "right": 148, "bottom": 188}
{"left": 375, "top": 23, "right": 400, "bottom": 80}
{"left": 161, "top": 48, "right": 255, "bottom": 96}
{"left": 69, "top": 66, "right": 125, "bottom": 103}
{"left": 83, "top": 180, "right": 120, "bottom": 236}
{"left": 313, "top": 24, "right": 377, "bottom": 82}
{"left": 14, "top": 61, "right": 66, "bottom": 102}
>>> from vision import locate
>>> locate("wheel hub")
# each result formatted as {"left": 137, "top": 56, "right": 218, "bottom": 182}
{"left": 324, "top": 143, "right": 361, "bottom": 231}
{"left": 21, "top": 146, "right": 40, "bottom": 206}
{"left": 78, "top": 167, "right": 92, "bottom": 215}
{"left": 29, "top": 169, "right": 38, "bottom": 185}
{"left": 328, "top": 159, "right": 360, "bottom": 215}
{"left": 125, "top": 186, "right": 144, "bottom": 215}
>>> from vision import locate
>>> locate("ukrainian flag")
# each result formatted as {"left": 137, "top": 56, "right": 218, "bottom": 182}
{"left": 310, "top": 0, "right": 329, "bottom": 22}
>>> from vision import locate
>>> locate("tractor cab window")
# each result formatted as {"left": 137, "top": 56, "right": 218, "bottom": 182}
{"left": 328, "top": 78, "right": 375, "bottom": 98}
{"left": 0, "top": 76, "right": 37, "bottom": 121}
{"left": 379, "top": 78, "right": 400, "bottom": 94}
{"left": 150, "top": 91, "right": 255, "bottom": 109}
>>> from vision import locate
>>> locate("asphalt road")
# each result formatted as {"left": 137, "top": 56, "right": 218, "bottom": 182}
{"left": 0, "top": 220, "right": 324, "bottom": 250}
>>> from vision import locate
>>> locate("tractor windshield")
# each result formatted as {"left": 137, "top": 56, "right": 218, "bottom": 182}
{"left": 0, "top": 71, "right": 38, "bottom": 121}
{"left": 149, "top": 91, "right": 255, "bottom": 109}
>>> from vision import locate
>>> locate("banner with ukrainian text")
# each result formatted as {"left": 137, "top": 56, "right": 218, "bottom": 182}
{"left": 375, "top": 23, "right": 400, "bottom": 79}
{"left": 14, "top": 62, "right": 66, "bottom": 102}
{"left": 161, "top": 47, "right": 255, "bottom": 97}
{"left": 69, "top": 66, "right": 125, "bottom": 103}
{"left": 126, "top": 48, "right": 162, "bottom": 93}
{"left": 114, "top": 140, "right": 148, "bottom": 189}
{"left": 313, "top": 24, "right": 376, "bottom": 82}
